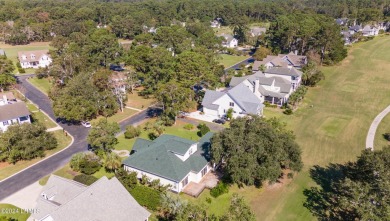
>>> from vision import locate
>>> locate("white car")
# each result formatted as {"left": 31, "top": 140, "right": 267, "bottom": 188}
{"left": 81, "top": 121, "right": 91, "bottom": 128}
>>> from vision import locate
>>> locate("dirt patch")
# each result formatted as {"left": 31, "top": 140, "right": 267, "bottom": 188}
{"left": 67, "top": 169, "right": 79, "bottom": 176}
{"left": 264, "top": 170, "right": 294, "bottom": 191}
{"left": 0, "top": 161, "right": 10, "bottom": 169}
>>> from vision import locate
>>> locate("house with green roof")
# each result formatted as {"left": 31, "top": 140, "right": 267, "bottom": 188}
{"left": 122, "top": 132, "right": 214, "bottom": 193}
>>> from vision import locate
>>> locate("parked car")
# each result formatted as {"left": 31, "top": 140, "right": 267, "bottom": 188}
{"left": 81, "top": 121, "right": 91, "bottom": 128}
{"left": 212, "top": 119, "right": 226, "bottom": 124}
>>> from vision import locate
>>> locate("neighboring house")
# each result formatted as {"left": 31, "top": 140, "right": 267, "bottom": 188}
{"left": 210, "top": 20, "right": 221, "bottom": 28}
{"left": 29, "top": 175, "right": 150, "bottom": 221}
{"left": 362, "top": 25, "right": 379, "bottom": 36}
{"left": 263, "top": 67, "right": 302, "bottom": 89}
{"left": 341, "top": 30, "right": 355, "bottom": 45}
{"left": 249, "top": 27, "right": 266, "bottom": 37}
{"left": 230, "top": 72, "right": 294, "bottom": 106}
{"left": 18, "top": 50, "right": 52, "bottom": 69}
{"left": 123, "top": 132, "right": 214, "bottom": 194}
{"left": 0, "top": 92, "right": 16, "bottom": 105}
{"left": 218, "top": 34, "right": 238, "bottom": 48}
{"left": 349, "top": 25, "right": 362, "bottom": 33}
{"left": 202, "top": 83, "right": 264, "bottom": 119}
{"left": 252, "top": 52, "right": 307, "bottom": 71}
{"left": 336, "top": 18, "right": 348, "bottom": 26}
{"left": 0, "top": 101, "right": 31, "bottom": 132}
{"left": 109, "top": 71, "right": 128, "bottom": 93}
{"left": 143, "top": 25, "right": 157, "bottom": 34}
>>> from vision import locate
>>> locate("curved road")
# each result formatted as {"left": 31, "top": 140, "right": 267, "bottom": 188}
{"left": 0, "top": 75, "right": 154, "bottom": 200}
{"left": 365, "top": 105, "right": 390, "bottom": 150}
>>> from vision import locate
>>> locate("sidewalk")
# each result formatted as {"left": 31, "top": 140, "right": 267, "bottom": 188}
{"left": 366, "top": 105, "right": 390, "bottom": 150}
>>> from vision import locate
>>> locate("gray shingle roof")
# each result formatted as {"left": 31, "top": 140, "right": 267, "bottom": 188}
{"left": 264, "top": 67, "right": 302, "bottom": 77}
{"left": 33, "top": 175, "right": 150, "bottom": 221}
{"left": 0, "top": 102, "right": 30, "bottom": 122}
{"left": 201, "top": 90, "right": 225, "bottom": 111}
{"left": 122, "top": 133, "right": 213, "bottom": 182}
{"left": 227, "top": 83, "right": 264, "bottom": 115}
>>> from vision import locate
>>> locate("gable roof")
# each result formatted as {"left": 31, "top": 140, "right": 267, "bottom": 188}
{"left": 0, "top": 102, "right": 30, "bottom": 122}
{"left": 17, "top": 50, "right": 50, "bottom": 63}
{"left": 123, "top": 133, "right": 213, "bottom": 182}
{"left": 32, "top": 175, "right": 150, "bottom": 221}
{"left": 264, "top": 67, "right": 302, "bottom": 77}
{"left": 252, "top": 53, "right": 306, "bottom": 70}
{"left": 218, "top": 34, "right": 235, "bottom": 42}
{"left": 250, "top": 27, "right": 266, "bottom": 36}
{"left": 201, "top": 90, "right": 225, "bottom": 111}
{"left": 227, "top": 83, "right": 264, "bottom": 114}
{"left": 0, "top": 91, "right": 16, "bottom": 100}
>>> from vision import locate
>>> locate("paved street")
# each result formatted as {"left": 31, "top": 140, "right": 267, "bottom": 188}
{"left": 0, "top": 75, "right": 153, "bottom": 200}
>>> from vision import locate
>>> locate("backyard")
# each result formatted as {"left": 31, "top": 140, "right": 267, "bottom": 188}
{"left": 219, "top": 54, "right": 250, "bottom": 68}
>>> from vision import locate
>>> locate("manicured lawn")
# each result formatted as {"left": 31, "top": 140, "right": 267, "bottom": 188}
{"left": 0, "top": 130, "right": 72, "bottom": 181}
{"left": 213, "top": 26, "right": 233, "bottom": 36}
{"left": 0, "top": 204, "right": 30, "bottom": 221}
{"left": 0, "top": 42, "right": 51, "bottom": 73}
{"left": 219, "top": 54, "right": 250, "bottom": 68}
{"left": 114, "top": 120, "right": 199, "bottom": 151}
{"left": 246, "top": 36, "right": 390, "bottom": 220}
{"left": 91, "top": 108, "right": 138, "bottom": 124}
{"left": 126, "top": 88, "right": 156, "bottom": 109}
{"left": 374, "top": 112, "right": 390, "bottom": 149}
{"left": 27, "top": 77, "right": 52, "bottom": 95}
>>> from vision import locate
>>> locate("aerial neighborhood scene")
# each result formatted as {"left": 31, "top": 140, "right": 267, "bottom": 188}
{"left": 0, "top": 0, "right": 389, "bottom": 220}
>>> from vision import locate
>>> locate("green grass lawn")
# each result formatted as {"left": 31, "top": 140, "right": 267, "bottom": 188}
{"left": 0, "top": 204, "right": 30, "bottom": 221}
{"left": 91, "top": 108, "right": 138, "bottom": 125}
{"left": 247, "top": 36, "right": 390, "bottom": 220}
{"left": 27, "top": 77, "right": 52, "bottom": 95}
{"left": 219, "top": 54, "right": 250, "bottom": 68}
{"left": 0, "top": 130, "right": 72, "bottom": 181}
{"left": 213, "top": 26, "right": 233, "bottom": 36}
{"left": 126, "top": 88, "right": 156, "bottom": 109}
{"left": 0, "top": 42, "right": 51, "bottom": 73}
{"left": 374, "top": 112, "right": 390, "bottom": 149}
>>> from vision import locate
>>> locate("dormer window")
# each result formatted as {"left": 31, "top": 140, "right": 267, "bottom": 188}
{"left": 22, "top": 55, "right": 27, "bottom": 60}
{"left": 31, "top": 55, "right": 35, "bottom": 59}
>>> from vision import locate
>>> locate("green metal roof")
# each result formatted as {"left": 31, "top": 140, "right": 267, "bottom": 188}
{"left": 122, "top": 133, "right": 213, "bottom": 182}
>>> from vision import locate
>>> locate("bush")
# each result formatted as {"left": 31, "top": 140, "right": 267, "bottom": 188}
{"left": 183, "top": 124, "right": 194, "bottom": 130}
{"left": 283, "top": 108, "right": 293, "bottom": 115}
{"left": 210, "top": 182, "right": 229, "bottom": 198}
{"left": 79, "top": 158, "right": 101, "bottom": 175}
{"left": 287, "top": 172, "right": 294, "bottom": 179}
{"left": 73, "top": 174, "right": 98, "bottom": 185}
{"left": 16, "top": 61, "right": 22, "bottom": 68}
{"left": 206, "top": 197, "right": 212, "bottom": 204}
{"left": 70, "top": 153, "right": 85, "bottom": 172}
{"left": 130, "top": 185, "right": 162, "bottom": 210}
{"left": 116, "top": 168, "right": 138, "bottom": 191}
{"left": 18, "top": 68, "right": 25, "bottom": 73}
{"left": 124, "top": 125, "right": 141, "bottom": 139}
{"left": 197, "top": 123, "right": 210, "bottom": 137}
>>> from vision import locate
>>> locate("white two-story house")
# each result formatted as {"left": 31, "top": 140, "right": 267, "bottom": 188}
{"left": 18, "top": 50, "right": 52, "bottom": 69}
{"left": 218, "top": 34, "right": 238, "bottom": 48}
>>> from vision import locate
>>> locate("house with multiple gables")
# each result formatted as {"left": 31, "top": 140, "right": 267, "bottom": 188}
{"left": 0, "top": 92, "right": 31, "bottom": 132}
{"left": 30, "top": 175, "right": 150, "bottom": 221}
{"left": 218, "top": 34, "right": 238, "bottom": 48}
{"left": 202, "top": 83, "right": 264, "bottom": 119}
{"left": 252, "top": 52, "right": 307, "bottom": 71}
{"left": 18, "top": 50, "right": 52, "bottom": 69}
{"left": 123, "top": 132, "right": 215, "bottom": 194}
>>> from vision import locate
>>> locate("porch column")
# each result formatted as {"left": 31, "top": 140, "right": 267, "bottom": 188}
{"left": 272, "top": 97, "right": 275, "bottom": 104}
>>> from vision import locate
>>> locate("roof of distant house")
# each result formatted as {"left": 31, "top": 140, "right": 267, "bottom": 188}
{"left": 32, "top": 175, "right": 150, "bottom": 221}
{"left": 0, "top": 102, "right": 30, "bottom": 122}
{"left": 122, "top": 133, "right": 214, "bottom": 182}
{"left": 264, "top": 67, "right": 302, "bottom": 77}
{"left": 18, "top": 50, "right": 50, "bottom": 63}
{"left": 336, "top": 18, "right": 348, "bottom": 25}
{"left": 252, "top": 52, "right": 306, "bottom": 70}
{"left": 250, "top": 27, "right": 266, "bottom": 36}
{"left": 218, "top": 34, "right": 235, "bottom": 42}
{"left": 0, "top": 91, "right": 16, "bottom": 100}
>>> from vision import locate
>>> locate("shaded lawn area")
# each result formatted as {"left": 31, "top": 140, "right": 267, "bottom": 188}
{"left": 30, "top": 110, "right": 57, "bottom": 129}
{"left": 219, "top": 54, "right": 250, "bottom": 68}
{"left": 0, "top": 130, "right": 72, "bottom": 181}
{"left": 91, "top": 108, "right": 138, "bottom": 124}
{"left": 0, "top": 42, "right": 51, "bottom": 73}
{"left": 374, "top": 112, "right": 390, "bottom": 149}
{"left": 126, "top": 88, "right": 156, "bottom": 110}
{"left": 114, "top": 120, "right": 199, "bottom": 151}
{"left": 27, "top": 77, "right": 52, "bottom": 95}
{"left": 213, "top": 26, "right": 233, "bottom": 36}
{"left": 245, "top": 36, "right": 390, "bottom": 220}
{"left": 0, "top": 204, "right": 30, "bottom": 221}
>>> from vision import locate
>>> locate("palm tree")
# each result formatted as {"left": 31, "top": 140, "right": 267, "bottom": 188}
{"left": 104, "top": 152, "right": 122, "bottom": 172}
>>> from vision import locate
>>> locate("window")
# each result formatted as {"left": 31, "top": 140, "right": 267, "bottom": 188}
{"left": 229, "top": 102, "right": 234, "bottom": 107}
{"left": 201, "top": 167, "right": 208, "bottom": 176}
{"left": 189, "top": 148, "right": 193, "bottom": 155}
{"left": 3, "top": 121, "right": 9, "bottom": 126}
{"left": 181, "top": 176, "right": 189, "bottom": 187}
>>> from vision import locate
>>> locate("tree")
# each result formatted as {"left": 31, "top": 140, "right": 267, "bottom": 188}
{"left": 253, "top": 47, "right": 271, "bottom": 61}
{"left": 304, "top": 147, "right": 390, "bottom": 221}
{"left": 210, "top": 116, "right": 303, "bottom": 186}
{"left": 0, "top": 56, "right": 15, "bottom": 91}
{"left": 124, "top": 125, "right": 141, "bottom": 139}
{"left": 302, "top": 62, "right": 325, "bottom": 86}
{"left": 0, "top": 123, "right": 57, "bottom": 164}
{"left": 221, "top": 194, "right": 256, "bottom": 221}
{"left": 103, "top": 152, "right": 122, "bottom": 172}
{"left": 115, "top": 168, "right": 138, "bottom": 191}
{"left": 87, "top": 119, "right": 120, "bottom": 152}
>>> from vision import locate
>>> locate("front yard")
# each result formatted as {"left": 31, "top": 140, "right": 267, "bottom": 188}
{"left": 27, "top": 77, "right": 52, "bottom": 95}
{"left": 0, "top": 204, "right": 30, "bottom": 221}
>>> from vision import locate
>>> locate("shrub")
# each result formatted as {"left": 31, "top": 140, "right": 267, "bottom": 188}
{"left": 116, "top": 168, "right": 138, "bottom": 191}
{"left": 197, "top": 123, "right": 210, "bottom": 137}
{"left": 226, "top": 108, "right": 233, "bottom": 120}
{"left": 79, "top": 158, "right": 101, "bottom": 175}
{"left": 73, "top": 174, "right": 98, "bottom": 185}
{"left": 70, "top": 153, "right": 85, "bottom": 172}
{"left": 283, "top": 108, "right": 293, "bottom": 115}
{"left": 130, "top": 185, "right": 161, "bottom": 210}
{"left": 183, "top": 124, "right": 194, "bottom": 130}
{"left": 210, "top": 182, "right": 229, "bottom": 198}
{"left": 124, "top": 125, "right": 141, "bottom": 139}
{"left": 18, "top": 68, "right": 25, "bottom": 73}
{"left": 206, "top": 197, "right": 212, "bottom": 204}
{"left": 384, "top": 133, "right": 390, "bottom": 141}
{"left": 287, "top": 172, "right": 294, "bottom": 179}
{"left": 16, "top": 61, "right": 22, "bottom": 68}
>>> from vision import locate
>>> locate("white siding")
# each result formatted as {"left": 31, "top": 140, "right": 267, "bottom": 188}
{"left": 0, "top": 116, "right": 31, "bottom": 132}
{"left": 214, "top": 94, "right": 244, "bottom": 118}
{"left": 202, "top": 107, "right": 219, "bottom": 118}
